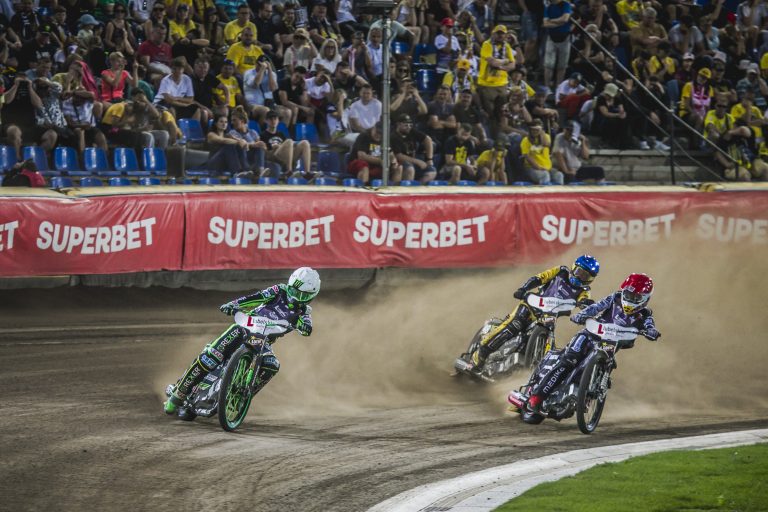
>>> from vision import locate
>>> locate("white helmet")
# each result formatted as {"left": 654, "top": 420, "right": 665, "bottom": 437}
{"left": 287, "top": 267, "right": 321, "bottom": 303}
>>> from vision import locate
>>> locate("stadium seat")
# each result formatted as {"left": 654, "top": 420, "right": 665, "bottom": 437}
{"left": 0, "top": 145, "right": 17, "bottom": 172}
{"left": 342, "top": 178, "right": 363, "bottom": 187}
{"left": 415, "top": 69, "right": 438, "bottom": 97}
{"left": 248, "top": 120, "right": 261, "bottom": 134}
{"left": 286, "top": 177, "right": 308, "bottom": 185}
{"left": 317, "top": 151, "right": 342, "bottom": 175}
{"left": 166, "top": 177, "right": 194, "bottom": 185}
{"left": 457, "top": 180, "right": 477, "bottom": 186}
{"left": 23, "top": 146, "right": 50, "bottom": 172}
{"left": 391, "top": 41, "right": 410, "bottom": 55}
{"left": 80, "top": 177, "right": 104, "bottom": 187}
{"left": 52, "top": 147, "right": 84, "bottom": 177}
{"left": 198, "top": 177, "right": 221, "bottom": 185}
{"left": 294, "top": 123, "right": 320, "bottom": 144}
{"left": 258, "top": 176, "right": 278, "bottom": 185}
{"left": 50, "top": 176, "right": 74, "bottom": 188}
{"left": 598, "top": 181, "right": 617, "bottom": 185}
{"left": 314, "top": 177, "right": 337, "bottom": 186}
{"left": 485, "top": 181, "right": 505, "bottom": 186}
{"left": 138, "top": 177, "right": 161, "bottom": 186}
{"left": 228, "top": 176, "right": 252, "bottom": 184}
{"left": 178, "top": 118, "right": 206, "bottom": 144}
{"left": 567, "top": 181, "right": 587, "bottom": 186}
{"left": 413, "top": 43, "right": 437, "bottom": 67}
{"left": 399, "top": 180, "right": 420, "bottom": 186}
{"left": 370, "top": 179, "right": 383, "bottom": 187}
{"left": 512, "top": 181, "right": 533, "bottom": 186}
{"left": 142, "top": 148, "right": 168, "bottom": 175}
{"left": 108, "top": 177, "right": 132, "bottom": 186}
{"left": 83, "top": 147, "right": 113, "bottom": 176}
{"left": 277, "top": 121, "right": 290, "bottom": 136}
{"left": 114, "top": 147, "right": 149, "bottom": 176}
{"left": 427, "top": 180, "right": 449, "bottom": 186}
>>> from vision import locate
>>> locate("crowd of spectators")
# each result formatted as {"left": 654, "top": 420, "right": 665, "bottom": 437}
{"left": 1, "top": 0, "right": 768, "bottom": 184}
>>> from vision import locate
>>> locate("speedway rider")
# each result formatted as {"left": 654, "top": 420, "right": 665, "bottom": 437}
{"left": 164, "top": 267, "right": 321, "bottom": 418}
{"left": 470, "top": 255, "right": 601, "bottom": 372}
{"left": 525, "top": 273, "right": 661, "bottom": 413}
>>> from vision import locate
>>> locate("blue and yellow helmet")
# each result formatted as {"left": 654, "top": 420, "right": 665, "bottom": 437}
{"left": 570, "top": 254, "right": 600, "bottom": 287}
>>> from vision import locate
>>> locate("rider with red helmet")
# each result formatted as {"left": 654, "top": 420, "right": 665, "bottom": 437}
{"left": 525, "top": 273, "right": 661, "bottom": 413}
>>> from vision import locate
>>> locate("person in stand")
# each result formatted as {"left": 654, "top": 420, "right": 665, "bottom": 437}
{"left": 470, "top": 255, "right": 600, "bottom": 372}
{"left": 261, "top": 109, "right": 312, "bottom": 177}
{"left": 203, "top": 113, "right": 255, "bottom": 175}
{"left": 524, "top": 273, "right": 660, "bottom": 414}
{"left": 164, "top": 267, "right": 320, "bottom": 420}
{"left": 552, "top": 121, "right": 605, "bottom": 183}
{"left": 347, "top": 122, "right": 402, "bottom": 184}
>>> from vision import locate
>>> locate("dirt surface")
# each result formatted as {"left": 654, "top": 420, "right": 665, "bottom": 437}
{"left": 2, "top": 246, "right": 767, "bottom": 512}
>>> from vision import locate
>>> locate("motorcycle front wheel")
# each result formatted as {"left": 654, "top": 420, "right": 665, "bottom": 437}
{"left": 576, "top": 353, "right": 607, "bottom": 434}
{"left": 523, "top": 326, "right": 550, "bottom": 368}
{"left": 217, "top": 345, "right": 257, "bottom": 432}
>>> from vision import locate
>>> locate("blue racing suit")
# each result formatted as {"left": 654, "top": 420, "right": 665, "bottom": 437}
{"left": 172, "top": 284, "right": 313, "bottom": 400}
{"left": 531, "top": 291, "right": 660, "bottom": 399}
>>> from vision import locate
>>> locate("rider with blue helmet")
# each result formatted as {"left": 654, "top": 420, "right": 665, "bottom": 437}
{"left": 470, "top": 255, "right": 600, "bottom": 371}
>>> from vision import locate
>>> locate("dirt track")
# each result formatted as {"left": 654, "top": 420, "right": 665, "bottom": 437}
{"left": 1, "top": 272, "right": 767, "bottom": 511}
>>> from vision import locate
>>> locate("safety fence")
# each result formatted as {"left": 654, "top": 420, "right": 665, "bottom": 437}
{"left": 1, "top": 186, "right": 766, "bottom": 277}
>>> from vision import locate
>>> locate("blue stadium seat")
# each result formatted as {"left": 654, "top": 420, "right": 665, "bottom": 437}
{"left": 567, "top": 181, "right": 587, "bottom": 186}
{"left": 342, "top": 178, "right": 363, "bottom": 187}
{"left": 53, "top": 147, "right": 84, "bottom": 176}
{"left": 457, "top": 180, "right": 477, "bottom": 186}
{"left": 317, "top": 151, "right": 341, "bottom": 174}
{"left": 178, "top": 118, "right": 206, "bottom": 144}
{"left": 167, "top": 177, "right": 194, "bottom": 185}
{"left": 248, "top": 120, "right": 261, "bottom": 134}
{"left": 138, "top": 177, "right": 161, "bottom": 185}
{"left": 142, "top": 148, "right": 168, "bottom": 175}
{"left": 427, "top": 180, "right": 449, "bottom": 186}
{"left": 512, "top": 181, "right": 533, "bottom": 186}
{"left": 0, "top": 145, "right": 17, "bottom": 172}
{"left": 80, "top": 177, "right": 104, "bottom": 187}
{"left": 277, "top": 121, "right": 290, "bottom": 136}
{"left": 598, "top": 181, "right": 617, "bottom": 185}
{"left": 294, "top": 123, "right": 320, "bottom": 144}
{"left": 415, "top": 69, "right": 438, "bottom": 96}
{"left": 108, "top": 177, "right": 132, "bottom": 186}
{"left": 114, "top": 147, "right": 149, "bottom": 176}
{"left": 314, "top": 177, "right": 337, "bottom": 186}
{"left": 370, "top": 179, "right": 383, "bottom": 187}
{"left": 413, "top": 43, "right": 437, "bottom": 68}
{"left": 228, "top": 176, "right": 252, "bottom": 184}
{"left": 258, "top": 176, "right": 278, "bottom": 185}
{"left": 198, "top": 177, "right": 221, "bottom": 185}
{"left": 50, "top": 176, "right": 74, "bottom": 188}
{"left": 23, "top": 146, "right": 50, "bottom": 172}
{"left": 391, "top": 41, "right": 410, "bottom": 55}
{"left": 485, "top": 181, "right": 505, "bottom": 186}
{"left": 399, "top": 180, "right": 421, "bottom": 186}
{"left": 83, "top": 147, "right": 113, "bottom": 176}
{"left": 286, "top": 177, "right": 308, "bottom": 185}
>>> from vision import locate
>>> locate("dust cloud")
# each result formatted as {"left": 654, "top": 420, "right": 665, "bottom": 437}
{"left": 163, "top": 227, "right": 768, "bottom": 421}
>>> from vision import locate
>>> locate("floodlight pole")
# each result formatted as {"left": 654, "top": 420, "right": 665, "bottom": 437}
{"left": 381, "top": 15, "right": 393, "bottom": 186}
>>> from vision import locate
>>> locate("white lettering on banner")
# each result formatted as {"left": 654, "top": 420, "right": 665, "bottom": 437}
{"left": 352, "top": 215, "right": 489, "bottom": 248}
{"left": 696, "top": 214, "right": 768, "bottom": 244}
{"left": 0, "top": 220, "right": 19, "bottom": 251}
{"left": 539, "top": 214, "right": 676, "bottom": 245}
{"left": 207, "top": 215, "right": 335, "bottom": 249}
{"left": 36, "top": 218, "right": 157, "bottom": 254}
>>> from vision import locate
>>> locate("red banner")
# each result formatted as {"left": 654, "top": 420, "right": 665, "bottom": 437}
{"left": 0, "top": 195, "right": 184, "bottom": 276}
{"left": 2, "top": 189, "right": 767, "bottom": 276}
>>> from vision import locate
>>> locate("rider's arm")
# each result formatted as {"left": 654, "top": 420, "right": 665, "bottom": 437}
{"left": 220, "top": 285, "right": 281, "bottom": 315}
{"left": 575, "top": 289, "right": 593, "bottom": 307}
{"left": 639, "top": 308, "right": 661, "bottom": 340}
{"left": 296, "top": 305, "right": 313, "bottom": 336}
{"left": 533, "top": 266, "right": 565, "bottom": 287}
{"left": 572, "top": 293, "right": 615, "bottom": 323}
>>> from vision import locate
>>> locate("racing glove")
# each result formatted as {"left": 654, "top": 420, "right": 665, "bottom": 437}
{"left": 577, "top": 298, "right": 595, "bottom": 308}
{"left": 643, "top": 328, "right": 661, "bottom": 341}
{"left": 219, "top": 302, "right": 239, "bottom": 315}
{"left": 513, "top": 288, "right": 527, "bottom": 300}
{"left": 570, "top": 313, "right": 587, "bottom": 325}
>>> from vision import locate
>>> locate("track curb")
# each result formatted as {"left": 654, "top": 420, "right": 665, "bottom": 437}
{"left": 367, "top": 428, "right": 768, "bottom": 512}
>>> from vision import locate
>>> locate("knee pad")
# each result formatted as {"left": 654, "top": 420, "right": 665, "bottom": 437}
{"left": 261, "top": 355, "right": 280, "bottom": 374}
{"left": 198, "top": 346, "right": 224, "bottom": 372}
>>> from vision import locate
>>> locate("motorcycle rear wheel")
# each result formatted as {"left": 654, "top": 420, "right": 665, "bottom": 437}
{"left": 217, "top": 345, "right": 256, "bottom": 432}
{"left": 523, "top": 326, "right": 550, "bottom": 368}
{"left": 576, "top": 354, "right": 607, "bottom": 434}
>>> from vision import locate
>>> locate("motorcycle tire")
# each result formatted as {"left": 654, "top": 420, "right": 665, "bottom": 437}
{"left": 523, "top": 326, "right": 550, "bottom": 368}
{"left": 217, "top": 345, "right": 257, "bottom": 432}
{"left": 576, "top": 353, "right": 608, "bottom": 434}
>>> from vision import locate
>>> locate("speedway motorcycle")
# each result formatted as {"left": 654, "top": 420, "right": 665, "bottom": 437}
{"left": 508, "top": 318, "right": 644, "bottom": 434}
{"left": 453, "top": 293, "right": 577, "bottom": 383}
{"left": 165, "top": 311, "right": 290, "bottom": 432}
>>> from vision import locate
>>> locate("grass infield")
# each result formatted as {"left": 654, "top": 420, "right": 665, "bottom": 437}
{"left": 496, "top": 443, "right": 768, "bottom": 512}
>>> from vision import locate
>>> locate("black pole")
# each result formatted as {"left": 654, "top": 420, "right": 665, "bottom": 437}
{"left": 669, "top": 101, "right": 676, "bottom": 185}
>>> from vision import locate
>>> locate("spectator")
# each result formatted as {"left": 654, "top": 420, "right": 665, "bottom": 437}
{"left": 347, "top": 83, "right": 381, "bottom": 135}
{"left": 711, "top": 58, "right": 737, "bottom": 104}
{"left": 50, "top": 6, "right": 74, "bottom": 49}
{"left": 730, "top": 89, "right": 765, "bottom": 138}
{"left": 304, "top": 68, "right": 334, "bottom": 134}
{"left": 494, "top": 88, "right": 531, "bottom": 145}
{"left": 736, "top": 62, "right": 768, "bottom": 110}
{"left": 348, "top": 122, "right": 402, "bottom": 183}
{"left": 704, "top": 98, "right": 734, "bottom": 147}
{"left": 720, "top": 118, "right": 767, "bottom": 181}
{"left": 668, "top": 15, "right": 704, "bottom": 57}
{"left": 392, "top": 113, "right": 436, "bottom": 183}
{"left": 615, "top": 0, "right": 642, "bottom": 31}
{"left": 736, "top": 0, "right": 768, "bottom": 51}
{"left": 277, "top": 64, "right": 313, "bottom": 126}
{"left": 1, "top": 75, "right": 34, "bottom": 160}
{"left": 466, "top": 0, "right": 492, "bottom": 36}
{"left": 442, "top": 57, "right": 476, "bottom": 102}
{"left": 341, "top": 31, "right": 371, "bottom": 82}
{"left": 138, "top": 25, "right": 173, "bottom": 84}
{"left": 10, "top": 0, "right": 39, "bottom": 43}
{"left": 130, "top": 0, "right": 155, "bottom": 25}
{"left": 254, "top": 1, "right": 282, "bottom": 62}
{"left": 261, "top": 110, "right": 311, "bottom": 175}
{"left": 204, "top": 112, "right": 255, "bottom": 175}
{"left": 216, "top": 0, "right": 246, "bottom": 23}
{"left": 508, "top": 67, "right": 536, "bottom": 100}
{"left": 142, "top": 4, "right": 170, "bottom": 44}
{"left": 243, "top": 54, "right": 282, "bottom": 123}
{"left": 154, "top": 57, "right": 197, "bottom": 120}
{"left": 332, "top": 61, "right": 368, "bottom": 99}
{"left": 636, "top": 75, "right": 672, "bottom": 151}
{"left": 225, "top": 26, "right": 263, "bottom": 76}
{"left": 553, "top": 120, "right": 605, "bottom": 183}
{"left": 427, "top": 85, "right": 458, "bottom": 147}
{"left": 275, "top": 3, "right": 298, "bottom": 48}
{"left": 577, "top": 0, "right": 618, "bottom": 50}
{"left": 102, "top": 89, "right": 174, "bottom": 151}
{"left": 518, "top": 0, "right": 544, "bottom": 65}
{"left": 680, "top": 67, "right": 714, "bottom": 136}
{"left": 283, "top": 27, "right": 317, "bottom": 75}
{"left": 62, "top": 87, "right": 109, "bottom": 154}
{"left": 75, "top": 15, "right": 100, "bottom": 48}
{"left": 521, "top": 118, "right": 563, "bottom": 184}
{"left": 18, "top": 24, "right": 58, "bottom": 71}
{"left": 312, "top": 38, "right": 341, "bottom": 75}
{"left": 390, "top": 77, "right": 428, "bottom": 122}
{"left": 228, "top": 105, "right": 268, "bottom": 176}
{"left": 542, "top": 0, "right": 573, "bottom": 91}
{"left": 366, "top": 27, "right": 384, "bottom": 91}
{"left": 434, "top": 17, "right": 460, "bottom": 73}
{"left": 452, "top": 88, "right": 487, "bottom": 148}
{"left": 189, "top": 57, "right": 228, "bottom": 128}
{"left": 593, "top": 83, "right": 632, "bottom": 149}
{"left": 1, "top": 159, "right": 45, "bottom": 187}
{"left": 307, "top": 1, "right": 342, "bottom": 48}
{"left": 393, "top": 0, "right": 428, "bottom": 46}
{"left": 555, "top": 72, "right": 591, "bottom": 120}
{"left": 224, "top": 5, "right": 255, "bottom": 45}
{"left": 629, "top": 8, "right": 667, "bottom": 55}
{"left": 101, "top": 52, "right": 139, "bottom": 104}
{"left": 31, "top": 78, "right": 76, "bottom": 153}
{"left": 525, "top": 86, "right": 559, "bottom": 135}
{"left": 105, "top": 4, "right": 136, "bottom": 52}
{"left": 476, "top": 138, "right": 509, "bottom": 184}
{"left": 440, "top": 122, "right": 486, "bottom": 184}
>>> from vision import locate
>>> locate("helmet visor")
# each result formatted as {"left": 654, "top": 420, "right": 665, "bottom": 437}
{"left": 288, "top": 286, "right": 315, "bottom": 303}
{"left": 622, "top": 289, "right": 643, "bottom": 304}
{"left": 573, "top": 266, "right": 594, "bottom": 284}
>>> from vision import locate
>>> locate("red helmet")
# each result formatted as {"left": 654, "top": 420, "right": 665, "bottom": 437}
{"left": 619, "top": 273, "right": 653, "bottom": 314}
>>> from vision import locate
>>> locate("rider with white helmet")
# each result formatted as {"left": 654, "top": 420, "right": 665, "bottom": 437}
{"left": 164, "top": 267, "right": 321, "bottom": 418}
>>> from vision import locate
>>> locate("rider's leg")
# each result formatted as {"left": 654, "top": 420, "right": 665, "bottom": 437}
{"left": 528, "top": 333, "right": 590, "bottom": 411}
{"left": 251, "top": 347, "right": 280, "bottom": 394}
{"left": 472, "top": 304, "right": 533, "bottom": 369}
{"left": 164, "top": 325, "right": 248, "bottom": 414}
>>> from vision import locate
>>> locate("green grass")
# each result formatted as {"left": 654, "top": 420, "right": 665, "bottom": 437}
{"left": 495, "top": 443, "right": 768, "bottom": 512}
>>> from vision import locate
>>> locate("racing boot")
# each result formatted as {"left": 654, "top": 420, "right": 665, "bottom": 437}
{"left": 164, "top": 386, "right": 186, "bottom": 415}
{"left": 177, "top": 405, "right": 197, "bottom": 421}
{"left": 526, "top": 394, "right": 543, "bottom": 415}
{"left": 470, "top": 349, "right": 486, "bottom": 373}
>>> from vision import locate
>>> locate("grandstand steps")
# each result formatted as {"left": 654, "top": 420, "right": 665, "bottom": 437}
{"left": 590, "top": 149, "right": 721, "bottom": 184}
